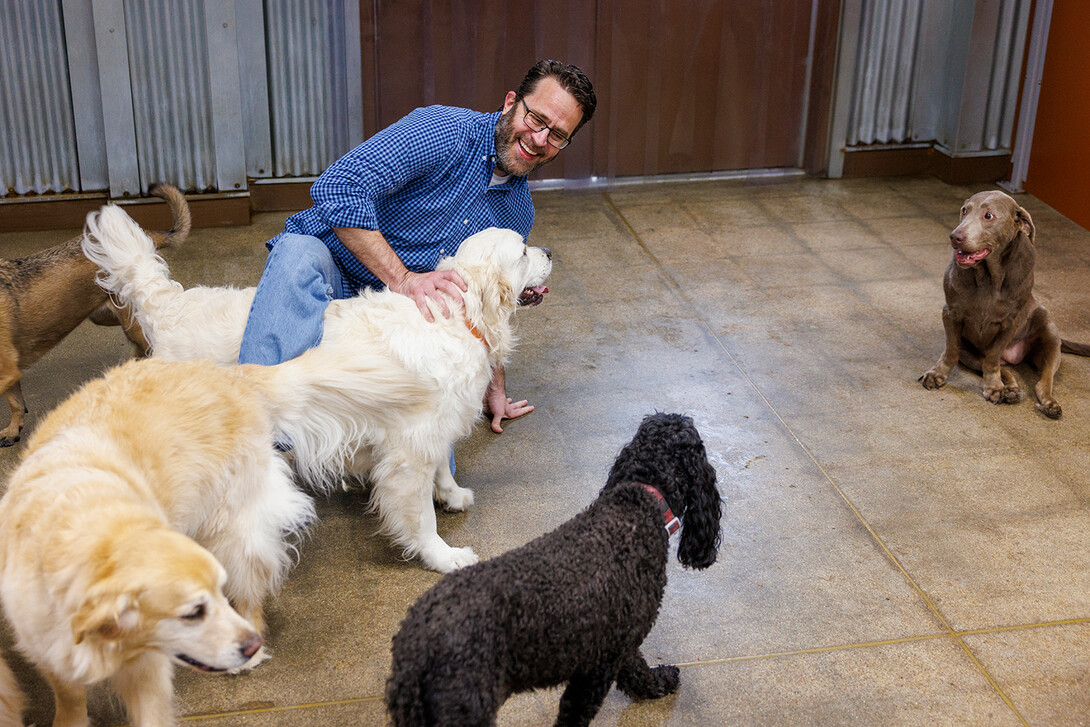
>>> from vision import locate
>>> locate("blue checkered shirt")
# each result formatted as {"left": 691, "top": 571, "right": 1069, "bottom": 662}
{"left": 274, "top": 105, "right": 535, "bottom": 293}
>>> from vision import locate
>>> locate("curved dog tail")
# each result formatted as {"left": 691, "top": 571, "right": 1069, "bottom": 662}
{"left": 1061, "top": 339, "right": 1090, "bottom": 357}
{"left": 0, "top": 652, "right": 25, "bottom": 727}
{"left": 243, "top": 345, "right": 433, "bottom": 490}
{"left": 82, "top": 200, "right": 187, "bottom": 352}
{"left": 145, "top": 183, "right": 192, "bottom": 250}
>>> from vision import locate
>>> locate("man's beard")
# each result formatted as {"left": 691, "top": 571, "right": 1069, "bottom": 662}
{"left": 494, "top": 107, "right": 554, "bottom": 177}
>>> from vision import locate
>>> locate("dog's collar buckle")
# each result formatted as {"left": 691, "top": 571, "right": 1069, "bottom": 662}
{"left": 636, "top": 482, "right": 680, "bottom": 536}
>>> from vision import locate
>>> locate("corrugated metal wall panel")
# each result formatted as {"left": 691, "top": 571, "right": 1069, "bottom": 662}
{"left": 0, "top": 0, "right": 81, "bottom": 195}
{"left": 124, "top": 0, "right": 217, "bottom": 192}
{"left": 265, "top": 0, "right": 351, "bottom": 177}
{"left": 847, "top": 0, "right": 923, "bottom": 146}
{"left": 983, "top": 0, "right": 1030, "bottom": 151}
{"left": 844, "top": 0, "right": 1029, "bottom": 154}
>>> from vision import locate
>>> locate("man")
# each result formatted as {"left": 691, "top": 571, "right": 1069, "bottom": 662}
{"left": 239, "top": 59, "right": 596, "bottom": 433}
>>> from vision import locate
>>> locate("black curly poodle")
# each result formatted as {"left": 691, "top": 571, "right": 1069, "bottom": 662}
{"left": 386, "top": 412, "right": 722, "bottom": 726}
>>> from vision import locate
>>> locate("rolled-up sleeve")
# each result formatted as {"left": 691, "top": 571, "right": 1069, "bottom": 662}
{"left": 310, "top": 106, "right": 465, "bottom": 232}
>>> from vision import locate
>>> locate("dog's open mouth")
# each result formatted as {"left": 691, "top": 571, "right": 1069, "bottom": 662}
{"left": 174, "top": 653, "right": 229, "bottom": 673}
{"left": 518, "top": 286, "right": 549, "bottom": 306}
{"left": 954, "top": 248, "right": 990, "bottom": 267}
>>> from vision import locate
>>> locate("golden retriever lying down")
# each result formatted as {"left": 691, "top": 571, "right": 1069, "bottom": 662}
{"left": 82, "top": 206, "right": 552, "bottom": 573}
{"left": 0, "top": 356, "right": 333, "bottom": 727}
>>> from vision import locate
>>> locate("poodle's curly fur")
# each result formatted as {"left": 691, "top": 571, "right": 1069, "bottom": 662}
{"left": 386, "top": 413, "right": 722, "bottom": 727}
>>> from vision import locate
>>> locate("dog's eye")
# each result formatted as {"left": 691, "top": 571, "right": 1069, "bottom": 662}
{"left": 984, "top": 212, "right": 993, "bottom": 220}
{"left": 181, "top": 603, "right": 207, "bottom": 622}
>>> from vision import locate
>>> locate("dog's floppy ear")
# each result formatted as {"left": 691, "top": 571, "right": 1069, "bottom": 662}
{"left": 472, "top": 262, "right": 516, "bottom": 327}
{"left": 1015, "top": 205, "right": 1035, "bottom": 244}
{"left": 677, "top": 450, "right": 722, "bottom": 571}
{"left": 72, "top": 591, "right": 141, "bottom": 644}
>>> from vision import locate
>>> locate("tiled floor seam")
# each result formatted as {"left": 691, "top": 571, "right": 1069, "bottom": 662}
{"left": 672, "top": 616, "right": 1090, "bottom": 668}
{"left": 176, "top": 695, "right": 382, "bottom": 723}
{"left": 602, "top": 191, "right": 1031, "bottom": 726}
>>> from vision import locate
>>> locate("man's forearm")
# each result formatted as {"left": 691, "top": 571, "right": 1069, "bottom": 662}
{"left": 333, "top": 227, "right": 409, "bottom": 289}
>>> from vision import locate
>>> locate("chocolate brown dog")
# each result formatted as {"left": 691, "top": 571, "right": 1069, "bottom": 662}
{"left": 920, "top": 190, "right": 1090, "bottom": 418}
{"left": 0, "top": 185, "right": 189, "bottom": 445}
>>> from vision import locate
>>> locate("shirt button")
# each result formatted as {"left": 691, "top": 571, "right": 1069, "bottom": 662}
{"left": 439, "top": 248, "right": 445, "bottom": 254}
{"left": 463, "top": 219, "right": 468, "bottom": 224}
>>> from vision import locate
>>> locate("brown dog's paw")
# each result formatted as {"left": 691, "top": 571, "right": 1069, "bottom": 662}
{"left": 1036, "top": 401, "right": 1062, "bottom": 419}
{"left": 919, "top": 371, "right": 946, "bottom": 389}
{"left": 1001, "top": 386, "right": 1024, "bottom": 404}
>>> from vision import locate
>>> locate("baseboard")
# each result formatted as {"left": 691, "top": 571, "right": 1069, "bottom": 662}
{"left": 841, "top": 145, "right": 1012, "bottom": 184}
{"left": 0, "top": 191, "right": 251, "bottom": 232}
{"left": 249, "top": 179, "right": 314, "bottom": 212}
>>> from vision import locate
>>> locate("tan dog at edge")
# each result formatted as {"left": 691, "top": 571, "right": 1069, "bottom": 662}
{"left": 0, "top": 185, "right": 189, "bottom": 446}
{"left": 920, "top": 189, "right": 1090, "bottom": 418}
{"left": 0, "top": 355, "right": 329, "bottom": 727}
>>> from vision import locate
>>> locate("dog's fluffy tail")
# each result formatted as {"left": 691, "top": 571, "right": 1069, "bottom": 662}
{"left": 0, "top": 653, "right": 25, "bottom": 727}
{"left": 82, "top": 202, "right": 186, "bottom": 351}
{"left": 243, "top": 345, "right": 434, "bottom": 489}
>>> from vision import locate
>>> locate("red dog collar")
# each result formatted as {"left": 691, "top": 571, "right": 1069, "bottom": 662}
{"left": 636, "top": 482, "right": 680, "bottom": 536}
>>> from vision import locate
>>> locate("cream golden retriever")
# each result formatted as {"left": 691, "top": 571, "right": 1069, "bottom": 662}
{"left": 81, "top": 206, "right": 552, "bottom": 573}
{"left": 0, "top": 355, "right": 320, "bottom": 727}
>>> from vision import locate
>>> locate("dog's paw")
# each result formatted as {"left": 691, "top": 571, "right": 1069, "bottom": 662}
{"left": 437, "top": 485, "right": 474, "bottom": 511}
{"left": 425, "top": 546, "right": 479, "bottom": 573}
{"left": 648, "top": 664, "right": 680, "bottom": 697}
{"left": 982, "top": 385, "right": 1008, "bottom": 404}
{"left": 919, "top": 371, "right": 946, "bottom": 389}
{"left": 1036, "top": 400, "right": 1062, "bottom": 419}
{"left": 1002, "top": 386, "right": 1024, "bottom": 404}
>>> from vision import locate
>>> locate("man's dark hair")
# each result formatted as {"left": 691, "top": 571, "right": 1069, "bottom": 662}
{"left": 516, "top": 60, "right": 596, "bottom": 136}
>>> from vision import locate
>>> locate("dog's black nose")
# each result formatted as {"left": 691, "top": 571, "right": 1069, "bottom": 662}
{"left": 949, "top": 230, "right": 965, "bottom": 246}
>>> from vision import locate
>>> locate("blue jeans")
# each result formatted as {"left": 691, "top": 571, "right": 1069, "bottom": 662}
{"left": 239, "top": 234, "right": 347, "bottom": 366}
{"left": 239, "top": 233, "right": 456, "bottom": 475}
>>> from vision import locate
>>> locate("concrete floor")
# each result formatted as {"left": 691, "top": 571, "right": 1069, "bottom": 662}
{"left": 3, "top": 174, "right": 1090, "bottom": 725}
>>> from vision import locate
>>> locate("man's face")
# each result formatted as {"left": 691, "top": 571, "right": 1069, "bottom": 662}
{"left": 494, "top": 77, "right": 583, "bottom": 177}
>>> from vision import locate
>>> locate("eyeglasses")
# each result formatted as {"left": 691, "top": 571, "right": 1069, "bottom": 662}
{"left": 519, "top": 98, "right": 571, "bottom": 150}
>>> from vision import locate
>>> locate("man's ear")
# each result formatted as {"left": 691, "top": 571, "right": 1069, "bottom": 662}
{"left": 72, "top": 592, "right": 138, "bottom": 645}
{"left": 502, "top": 90, "right": 518, "bottom": 115}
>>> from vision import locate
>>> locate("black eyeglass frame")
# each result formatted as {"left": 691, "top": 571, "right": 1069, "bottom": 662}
{"left": 518, "top": 97, "right": 572, "bottom": 150}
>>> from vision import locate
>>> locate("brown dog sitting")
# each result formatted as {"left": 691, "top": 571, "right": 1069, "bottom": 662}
{"left": 920, "top": 189, "right": 1090, "bottom": 418}
{"left": 0, "top": 185, "right": 189, "bottom": 446}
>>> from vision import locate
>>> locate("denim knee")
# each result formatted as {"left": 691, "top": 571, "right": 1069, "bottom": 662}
{"left": 267, "top": 234, "right": 341, "bottom": 301}
{"left": 239, "top": 234, "right": 344, "bottom": 365}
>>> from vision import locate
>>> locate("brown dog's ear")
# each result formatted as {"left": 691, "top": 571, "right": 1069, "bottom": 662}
{"left": 72, "top": 592, "right": 139, "bottom": 644}
{"left": 1015, "top": 206, "right": 1035, "bottom": 243}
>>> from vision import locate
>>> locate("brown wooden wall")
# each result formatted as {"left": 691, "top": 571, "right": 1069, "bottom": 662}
{"left": 361, "top": 1, "right": 836, "bottom": 182}
{"left": 1024, "top": 0, "right": 1090, "bottom": 230}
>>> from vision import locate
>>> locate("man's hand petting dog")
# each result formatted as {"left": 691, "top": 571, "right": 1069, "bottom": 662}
{"left": 393, "top": 268, "right": 467, "bottom": 322}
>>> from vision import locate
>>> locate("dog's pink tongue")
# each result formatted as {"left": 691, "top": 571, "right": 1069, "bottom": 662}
{"left": 530, "top": 286, "right": 548, "bottom": 295}
{"left": 955, "top": 249, "right": 989, "bottom": 265}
